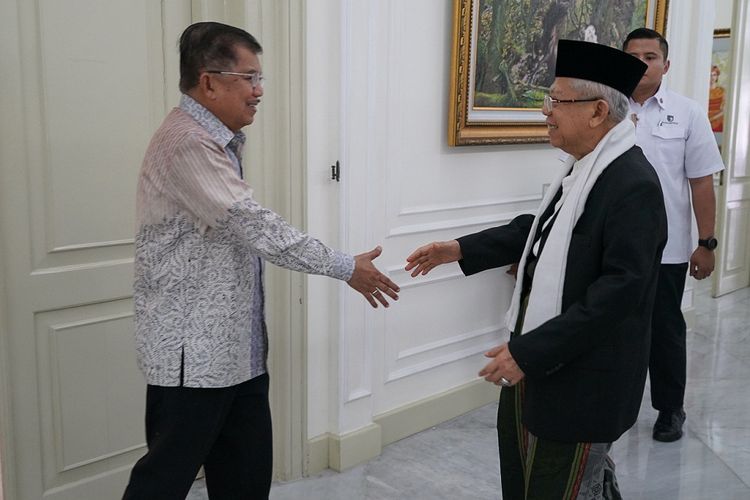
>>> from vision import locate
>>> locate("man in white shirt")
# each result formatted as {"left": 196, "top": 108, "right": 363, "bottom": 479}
{"left": 623, "top": 28, "right": 724, "bottom": 442}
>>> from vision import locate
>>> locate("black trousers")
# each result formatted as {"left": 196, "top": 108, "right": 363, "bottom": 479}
{"left": 123, "top": 373, "right": 272, "bottom": 500}
{"left": 649, "top": 263, "right": 689, "bottom": 411}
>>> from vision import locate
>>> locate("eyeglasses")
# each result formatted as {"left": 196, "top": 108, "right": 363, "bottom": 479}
{"left": 205, "top": 70, "right": 264, "bottom": 88}
{"left": 543, "top": 94, "right": 601, "bottom": 114}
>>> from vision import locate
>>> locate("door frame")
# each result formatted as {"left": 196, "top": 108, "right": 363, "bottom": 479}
{"left": 0, "top": 2, "right": 310, "bottom": 497}
{"left": 712, "top": 0, "right": 750, "bottom": 297}
{"left": 190, "top": 0, "right": 310, "bottom": 481}
{"left": 241, "top": 0, "right": 309, "bottom": 481}
{"left": 0, "top": 260, "right": 12, "bottom": 500}
{"left": 0, "top": 0, "right": 22, "bottom": 494}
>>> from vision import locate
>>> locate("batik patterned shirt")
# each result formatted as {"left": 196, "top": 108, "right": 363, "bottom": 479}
{"left": 134, "top": 95, "right": 354, "bottom": 388}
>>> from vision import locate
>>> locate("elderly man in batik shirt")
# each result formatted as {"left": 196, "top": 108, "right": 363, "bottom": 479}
{"left": 123, "top": 22, "right": 399, "bottom": 500}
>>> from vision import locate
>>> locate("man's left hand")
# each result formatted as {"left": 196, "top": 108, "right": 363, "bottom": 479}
{"left": 690, "top": 246, "right": 715, "bottom": 280}
{"left": 478, "top": 343, "right": 525, "bottom": 386}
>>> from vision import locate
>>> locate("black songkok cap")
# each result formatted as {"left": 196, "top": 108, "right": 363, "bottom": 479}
{"left": 555, "top": 39, "right": 647, "bottom": 97}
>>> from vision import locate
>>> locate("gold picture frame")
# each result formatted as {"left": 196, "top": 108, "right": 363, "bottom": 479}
{"left": 448, "top": 0, "right": 670, "bottom": 146}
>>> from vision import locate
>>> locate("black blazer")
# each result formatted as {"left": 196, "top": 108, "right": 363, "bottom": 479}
{"left": 458, "top": 146, "right": 667, "bottom": 443}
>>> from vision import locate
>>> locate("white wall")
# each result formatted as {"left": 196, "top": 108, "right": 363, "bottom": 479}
{"left": 716, "top": 0, "right": 734, "bottom": 29}
{"left": 666, "top": 1, "right": 717, "bottom": 103}
{"left": 304, "top": 0, "right": 721, "bottom": 447}
{"left": 306, "top": 0, "right": 558, "bottom": 440}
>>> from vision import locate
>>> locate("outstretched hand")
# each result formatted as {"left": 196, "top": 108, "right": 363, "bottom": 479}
{"left": 404, "top": 240, "right": 462, "bottom": 277}
{"left": 347, "top": 246, "right": 400, "bottom": 308}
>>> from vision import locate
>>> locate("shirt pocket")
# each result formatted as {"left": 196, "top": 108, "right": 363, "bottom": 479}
{"left": 650, "top": 125, "right": 686, "bottom": 166}
{"left": 651, "top": 125, "right": 685, "bottom": 140}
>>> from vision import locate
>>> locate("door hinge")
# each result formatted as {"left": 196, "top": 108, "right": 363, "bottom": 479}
{"left": 331, "top": 160, "right": 340, "bottom": 182}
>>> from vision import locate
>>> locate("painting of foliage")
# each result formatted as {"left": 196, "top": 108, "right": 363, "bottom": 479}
{"left": 474, "top": 0, "right": 649, "bottom": 108}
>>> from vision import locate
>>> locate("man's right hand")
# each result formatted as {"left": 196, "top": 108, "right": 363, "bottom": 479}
{"left": 404, "top": 240, "right": 462, "bottom": 277}
{"left": 347, "top": 246, "right": 400, "bottom": 308}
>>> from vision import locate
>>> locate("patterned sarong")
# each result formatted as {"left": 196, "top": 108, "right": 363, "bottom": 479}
{"left": 497, "top": 377, "right": 622, "bottom": 500}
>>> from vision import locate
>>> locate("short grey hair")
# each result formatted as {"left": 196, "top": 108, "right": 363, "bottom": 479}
{"left": 568, "top": 78, "right": 629, "bottom": 123}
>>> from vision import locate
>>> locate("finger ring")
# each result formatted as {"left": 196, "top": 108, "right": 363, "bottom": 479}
{"left": 371, "top": 289, "right": 379, "bottom": 295}
{"left": 500, "top": 377, "right": 511, "bottom": 387}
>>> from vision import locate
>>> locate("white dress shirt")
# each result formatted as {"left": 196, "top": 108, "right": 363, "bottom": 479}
{"left": 629, "top": 85, "right": 724, "bottom": 263}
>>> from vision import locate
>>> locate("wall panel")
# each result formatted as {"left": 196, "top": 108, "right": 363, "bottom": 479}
{"left": 0, "top": 1, "right": 191, "bottom": 498}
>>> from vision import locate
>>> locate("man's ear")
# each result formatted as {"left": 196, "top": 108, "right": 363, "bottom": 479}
{"left": 197, "top": 72, "right": 218, "bottom": 100}
{"left": 663, "top": 59, "right": 670, "bottom": 75}
{"left": 589, "top": 100, "right": 610, "bottom": 128}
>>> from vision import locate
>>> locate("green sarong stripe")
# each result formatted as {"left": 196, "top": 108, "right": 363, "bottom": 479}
{"left": 514, "top": 380, "right": 527, "bottom": 464}
{"left": 524, "top": 433, "right": 538, "bottom": 494}
{"left": 562, "top": 442, "right": 591, "bottom": 499}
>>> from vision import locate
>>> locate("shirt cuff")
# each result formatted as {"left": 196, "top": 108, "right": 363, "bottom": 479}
{"left": 333, "top": 252, "right": 356, "bottom": 281}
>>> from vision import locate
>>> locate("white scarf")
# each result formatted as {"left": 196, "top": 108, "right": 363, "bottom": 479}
{"left": 505, "top": 119, "right": 636, "bottom": 334}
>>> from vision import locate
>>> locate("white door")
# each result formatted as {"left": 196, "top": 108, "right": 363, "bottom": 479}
{"left": 713, "top": 0, "right": 750, "bottom": 297}
{"left": 0, "top": 1, "right": 189, "bottom": 498}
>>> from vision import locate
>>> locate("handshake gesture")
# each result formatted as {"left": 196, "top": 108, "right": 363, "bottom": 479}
{"left": 350, "top": 239, "right": 524, "bottom": 385}
{"left": 347, "top": 240, "right": 462, "bottom": 308}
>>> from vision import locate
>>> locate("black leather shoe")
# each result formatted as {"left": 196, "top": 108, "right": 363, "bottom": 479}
{"left": 653, "top": 409, "right": 686, "bottom": 442}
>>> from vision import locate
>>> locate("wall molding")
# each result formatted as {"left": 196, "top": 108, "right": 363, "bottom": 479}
{"left": 49, "top": 239, "right": 134, "bottom": 253}
{"left": 390, "top": 268, "right": 464, "bottom": 290}
{"left": 374, "top": 378, "right": 499, "bottom": 447}
{"left": 340, "top": 306, "right": 373, "bottom": 404}
{"left": 399, "top": 193, "right": 541, "bottom": 217}
{"left": 388, "top": 210, "right": 529, "bottom": 238}
{"left": 345, "top": 388, "right": 372, "bottom": 404}
{"left": 396, "top": 325, "right": 502, "bottom": 361}
{"left": 30, "top": 258, "right": 134, "bottom": 277}
{"left": 305, "top": 377, "right": 499, "bottom": 475}
{"left": 327, "top": 423, "right": 381, "bottom": 472}
{"left": 387, "top": 339, "right": 501, "bottom": 383}
{"left": 304, "top": 433, "right": 330, "bottom": 477}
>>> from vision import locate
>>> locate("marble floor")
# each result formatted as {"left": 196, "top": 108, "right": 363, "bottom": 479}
{"left": 188, "top": 281, "right": 750, "bottom": 499}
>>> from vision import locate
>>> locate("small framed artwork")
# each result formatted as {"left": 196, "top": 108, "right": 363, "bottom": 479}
{"left": 448, "top": 0, "right": 670, "bottom": 146}
{"left": 709, "top": 28, "right": 731, "bottom": 149}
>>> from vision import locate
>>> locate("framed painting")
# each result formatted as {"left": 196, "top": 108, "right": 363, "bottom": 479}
{"left": 448, "top": 0, "right": 670, "bottom": 146}
{"left": 709, "top": 28, "right": 731, "bottom": 149}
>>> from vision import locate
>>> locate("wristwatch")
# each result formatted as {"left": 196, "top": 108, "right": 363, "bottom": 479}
{"left": 698, "top": 237, "right": 718, "bottom": 250}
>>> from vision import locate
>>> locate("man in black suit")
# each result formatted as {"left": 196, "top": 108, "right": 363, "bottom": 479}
{"left": 406, "top": 40, "right": 666, "bottom": 499}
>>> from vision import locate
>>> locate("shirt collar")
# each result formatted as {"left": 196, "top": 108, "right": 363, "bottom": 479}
{"left": 631, "top": 84, "right": 668, "bottom": 111}
{"left": 179, "top": 94, "right": 246, "bottom": 151}
{"left": 651, "top": 84, "right": 669, "bottom": 110}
